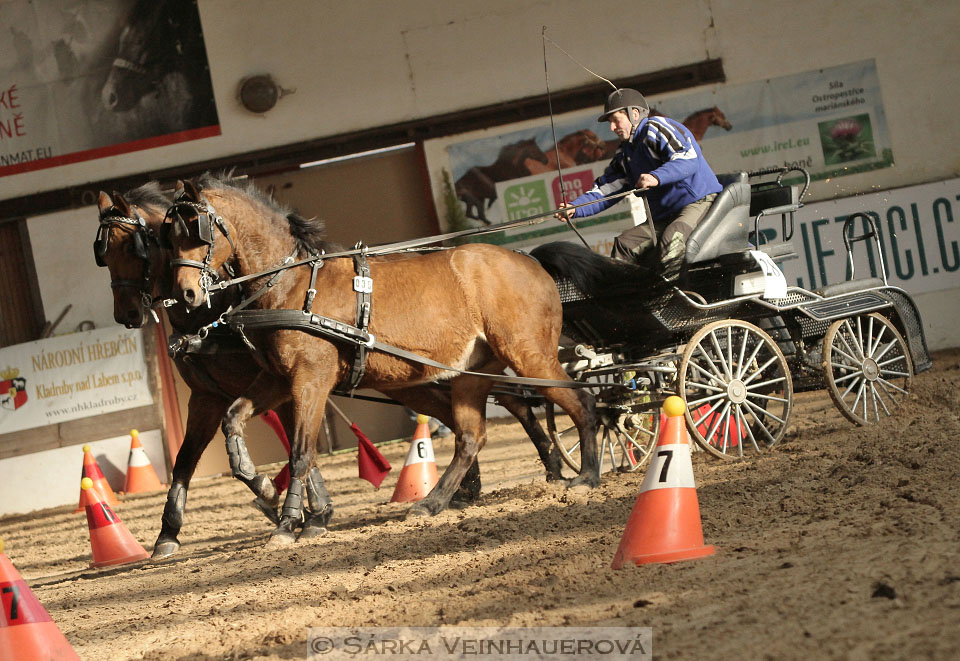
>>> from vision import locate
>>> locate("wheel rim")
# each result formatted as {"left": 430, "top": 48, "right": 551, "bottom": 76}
{"left": 545, "top": 369, "right": 660, "bottom": 474}
{"left": 679, "top": 320, "right": 793, "bottom": 459}
{"left": 823, "top": 313, "right": 913, "bottom": 426}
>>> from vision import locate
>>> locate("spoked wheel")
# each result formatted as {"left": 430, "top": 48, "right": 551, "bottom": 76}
{"left": 679, "top": 320, "right": 793, "bottom": 459}
{"left": 545, "top": 368, "right": 661, "bottom": 474}
{"left": 822, "top": 312, "right": 913, "bottom": 425}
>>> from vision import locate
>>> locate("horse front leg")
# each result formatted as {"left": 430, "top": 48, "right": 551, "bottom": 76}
{"left": 153, "top": 393, "right": 227, "bottom": 558}
{"left": 222, "top": 373, "right": 291, "bottom": 524}
{"left": 407, "top": 376, "right": 492, "bottom": 518}
{"left": 267, "top": 378, "right": 330, "bottom": 547}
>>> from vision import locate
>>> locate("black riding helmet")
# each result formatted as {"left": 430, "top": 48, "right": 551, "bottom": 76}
{"left": 598, "top": 88, "right": 650, "bottom": 123}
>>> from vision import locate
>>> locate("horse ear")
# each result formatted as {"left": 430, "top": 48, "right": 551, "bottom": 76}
{"left": 182, "top": 179, "right": 201, "bottom": 202}
{"left": 174, "top": 180, "right": 186, "bottom": 200}
{"left": 113, "top": 192, "right": 133, "bottom": 217}
{"left": 98, "top": 191, "right": 113, "bottom": 212}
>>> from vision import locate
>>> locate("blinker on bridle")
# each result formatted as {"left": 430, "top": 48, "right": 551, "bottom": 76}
{"left": 94, "top": 207, "right": 160, "bottom": 321}
{"left": 163, "top": 194, "right": 237, "bottom": 307}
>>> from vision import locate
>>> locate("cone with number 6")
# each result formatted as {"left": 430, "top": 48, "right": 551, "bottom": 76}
{"left": 0, "top": 538, "right": 80, "bottom": 660}
{"left": 80, "top": 477, "right": 149, "bottom": 568}
{"left": 612, "top": 396, "right": 715, "bottom": 568}
{"left": 390, "top": 415, "right": 439, "bottom": 503}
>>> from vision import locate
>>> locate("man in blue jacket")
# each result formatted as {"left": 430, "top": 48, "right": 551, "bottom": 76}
{"left": 557, "top": 88, "right": 722, "bottom": 278}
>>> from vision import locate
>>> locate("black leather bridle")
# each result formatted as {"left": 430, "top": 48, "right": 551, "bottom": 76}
{"left": 162, "top": 194, "right": 237, "bottom": 307}
{"left": 93, "top": 207, "right": 160, "bottom": 318}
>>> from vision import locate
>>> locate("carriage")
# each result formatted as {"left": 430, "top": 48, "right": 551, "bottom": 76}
{"left": 538, "top": 167, "right": 932, "bottom": 473}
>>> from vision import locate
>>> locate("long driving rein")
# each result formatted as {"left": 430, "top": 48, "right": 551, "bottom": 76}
{"left": 163, "top": 191, "right": 628, "bottom": 392}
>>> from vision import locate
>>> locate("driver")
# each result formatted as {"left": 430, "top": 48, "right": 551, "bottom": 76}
{"left": 556, "top": 88, "right": 722, "bottom": 279}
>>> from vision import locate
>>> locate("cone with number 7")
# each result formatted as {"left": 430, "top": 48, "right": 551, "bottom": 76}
{"left": 612, "top": 396, "right": 715, "bottom": 568}
{"left": 0, "top": 538, "right": 80, "bottom": 660}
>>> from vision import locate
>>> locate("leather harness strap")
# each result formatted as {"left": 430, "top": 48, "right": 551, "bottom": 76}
{"left": 349, "top": 245, "right": 373, "bottom": 392}
{"left": 223, "top": 308, "right": 597, "bottom": 390}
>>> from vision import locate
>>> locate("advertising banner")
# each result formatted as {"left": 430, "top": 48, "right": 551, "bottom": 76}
{"left": 0, "top": 326, "right": 153, "bottom": 435}
{"left": 440, "top": 60, "right": 891, "bottom": 250}
{"left": 0, "top": 0, "right": 219, "bottom": 178}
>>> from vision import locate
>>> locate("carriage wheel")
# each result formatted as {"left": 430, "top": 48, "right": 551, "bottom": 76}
{"left": 679, "top": 320, "right": 793, "bottom": 459}
{"left": 822, "top": 313, "right": 913, "bottom": 426}
{"left": 544, "top": 369, "right": 660, "bottom": 474}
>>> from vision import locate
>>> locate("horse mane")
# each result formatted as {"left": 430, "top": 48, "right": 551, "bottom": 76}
{"left": 123, "top": 181, "right": 171, "bottom": 214}
{"left": 196, "top": 172, "right": 330, "bottom": 254}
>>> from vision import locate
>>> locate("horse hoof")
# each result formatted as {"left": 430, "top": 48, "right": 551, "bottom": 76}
{"left": 405, "top": 504, "right": 432, "bottom": 519}
{"left": 251, "top": 497, "right": 281, "bottom": 525}
{"left": 265, "top": 531, "right": 296, "bottom": 549}
{"left": 152, "top": 540, "right": 180, "bottom": 558}
{"left": 566, "top": 474, "right": 600, "bottom": 490}
{"left": 297, "top": 524, "right": 328, "bottom": 540}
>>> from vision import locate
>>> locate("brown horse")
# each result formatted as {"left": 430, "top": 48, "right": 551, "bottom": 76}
{"left": 97, "top": 184, "right": 567, "bottom": 554}
{"left": 165, "top": 177, "right": 598, "bottom": 545}
{"left": 680, "top": 106, "right": 733, "bottom": 142}
{"left": 94, "top": 185, "right": 305, "bottom": 557}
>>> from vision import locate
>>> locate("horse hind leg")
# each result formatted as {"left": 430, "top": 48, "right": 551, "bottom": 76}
{"left": 297, "top": 466, "right": 334, "bottom": 540}
{"left": 407, "top": 376, "right": 492, "bottom": 518}
{"left": 495, "top": 393, "right": 564, "bottom": 481}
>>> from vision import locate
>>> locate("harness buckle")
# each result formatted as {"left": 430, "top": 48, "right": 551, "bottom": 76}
{"left": 353, "top": 276, "right": 373, "bottom": 294}
{"left": 363, "top": 333, "right": 376, "bottom": 348}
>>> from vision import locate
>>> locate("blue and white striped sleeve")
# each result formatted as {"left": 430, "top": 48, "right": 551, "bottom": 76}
{"left": 643, "top": 118, "right": 699, "bottom": 186}
{"left": 571, "top": 160, "right": 630, "bottom": 218}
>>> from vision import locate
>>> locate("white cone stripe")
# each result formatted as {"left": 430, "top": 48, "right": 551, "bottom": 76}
{"left": 638, "top": 443, "right": 696, "bottom": 492}
{"left": 127, "top": 447, "right": 152, "bottom": 468}
{"left": 404, "top": 438, "right": 435, "bottom": 465}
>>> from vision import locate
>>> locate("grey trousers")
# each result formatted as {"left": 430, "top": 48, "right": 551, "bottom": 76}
{"left": 610, "top": 193, "right": 718, "bottom": 280}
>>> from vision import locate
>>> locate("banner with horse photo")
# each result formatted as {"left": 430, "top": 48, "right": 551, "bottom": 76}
{"left": 437, "top": 59, "right": 891, "bottom": 249}
{"left": 0, "top": 0, "right": 220, "bottom": 178}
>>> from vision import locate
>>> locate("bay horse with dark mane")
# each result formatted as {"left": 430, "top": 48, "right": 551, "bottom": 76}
{"left": 94, "top": 184, "right": 304, "bottom": 557}
{"left": 164, "top": 176, "right": 598, "bottom": 546}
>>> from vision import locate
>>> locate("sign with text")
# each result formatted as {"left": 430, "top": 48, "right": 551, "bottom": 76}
{"left": 770, "top": 178, "right": 960, "bottom": 293}
{"left": 0, "top": 327, "right": 153, "bottom": 435}
{"left": 0, "top": 0, "right": 219, "bottom": 178}
{"left": 440, "top": 59, "right": 890, "bottom": 232}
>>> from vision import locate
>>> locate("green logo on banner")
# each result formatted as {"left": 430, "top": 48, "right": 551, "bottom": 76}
{"left": 504, "top": 181, "right": 548, "bottom": 220}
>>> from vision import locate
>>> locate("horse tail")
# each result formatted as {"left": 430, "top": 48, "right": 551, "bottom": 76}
{"left": 530, "top": 241, "right": 669, "bottom": 300}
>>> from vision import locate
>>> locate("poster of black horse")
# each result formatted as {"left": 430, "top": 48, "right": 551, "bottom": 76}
{"left": 0, "top": 0, "right": 220, "bottom": 177}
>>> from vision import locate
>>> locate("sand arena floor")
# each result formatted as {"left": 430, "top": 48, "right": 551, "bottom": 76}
{"left": 1, "top": 348, "right": 959, "bottom": 660}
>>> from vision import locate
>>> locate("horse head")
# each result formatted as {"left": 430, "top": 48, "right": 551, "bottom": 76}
{"left": 100, "top": 0, "right": 175, "bottom": 112}
{"left": 710, "top": 106, "right": 732, "bottom": 131}
{"left": 503, "top": 138, "right": 548, "bottom": 173}
{"left": 95, "top": 188, "right": 166, "bottom": 328}
{"left": 164, "top": 180, "right": 240, "bottom": 310}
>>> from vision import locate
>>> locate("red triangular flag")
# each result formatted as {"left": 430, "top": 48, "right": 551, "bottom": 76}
{"left": 353, "top": 423, "right": 392, "bottom": 488}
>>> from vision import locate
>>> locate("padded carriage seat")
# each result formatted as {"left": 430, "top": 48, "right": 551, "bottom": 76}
{"left": 816, "top": 277, "right": 886, "bottom": 298}
{"left": 684, "top": 172, "right": 752, "bottom": 264}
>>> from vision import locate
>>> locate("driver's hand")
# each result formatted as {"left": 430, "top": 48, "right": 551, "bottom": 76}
{"left": 637, "top": 173, "right": 659, "bottom": 189}
{"left": 554, "top": 202, "right": 573, "bottom": 222}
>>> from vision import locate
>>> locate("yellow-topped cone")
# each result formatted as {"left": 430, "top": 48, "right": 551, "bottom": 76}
{"left": 612, "top": 396, "right": 715, "bottom": 568}
{"left": 390, "top": 415, "right": 439, "bottom": 503}
{"left": 80, "top": 477, "right": 149, "bottom": 568}
{"left": 74, "top": 444, "right": 119, "bottom": 513}
{"left": 123, "top": 429, "right": 165, "bottom": 494}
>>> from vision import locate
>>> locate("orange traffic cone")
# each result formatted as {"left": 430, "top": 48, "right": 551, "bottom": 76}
{"left": 122, "top": 429, "right": 165, "bottom": 494}
{"left": 74, "top": 444, "right": 120, "bottom": 513}
{"left": 80, "top": 477, "right": 149, "bottom": 568}
{"left": 390, "top": 415, "right": 439, "bottom": 503}
{"left": 0, "top": 538, "right": 80, "bottom": 660}
{"left": 612, "top": 396, "right": 715, "bottom": 568}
